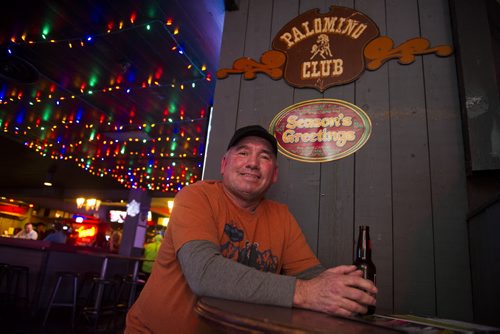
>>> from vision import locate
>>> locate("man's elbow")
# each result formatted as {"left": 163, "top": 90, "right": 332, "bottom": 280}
{"left": 185, "top": 275, "right": 210, "bottom": 296}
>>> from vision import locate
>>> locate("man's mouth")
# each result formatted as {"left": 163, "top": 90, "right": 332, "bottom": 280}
{"left": 240, "top": 172, "right": 260, "bottom": 180}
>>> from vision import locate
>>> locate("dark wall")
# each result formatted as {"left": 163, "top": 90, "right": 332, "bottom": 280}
{"left": 450, "top": 0, "right": 500, "bottom": 171}
{"left": 468, "top": 201, "right": 500, "bottom": 326}
{"left": 206, "top": 0, "right": 477, "bottom": 323}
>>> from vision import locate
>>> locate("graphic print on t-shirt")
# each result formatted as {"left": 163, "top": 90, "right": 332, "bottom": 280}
{"left": 220, "top": 223, "right": 278, "bottom": 272}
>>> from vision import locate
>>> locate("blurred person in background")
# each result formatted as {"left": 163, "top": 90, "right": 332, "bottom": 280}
{"left": 35, "top": 222, "right": 49, "bottom": 240}
{"left": 92, "top": 229, "right": 109, "bottom": 249}
{"left": 43, "top": 223, "right": 67, "bottom": 244}
{"left": 109, "top": 228, "right": 122, "bottom": 253}
{"left": 141, "top": 234, "right": 164, "bottom": 279}
{"left": 14, "top": 223, "right": 38, "bottom": 240}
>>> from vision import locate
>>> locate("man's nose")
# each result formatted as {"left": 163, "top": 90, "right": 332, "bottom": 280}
{"left": 245, "top": 154, "right": 259, "bottom": 168}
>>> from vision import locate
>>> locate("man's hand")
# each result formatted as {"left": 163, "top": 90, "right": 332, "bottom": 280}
{"left": 293, "top": 265, "right": 377, "bottom": 317}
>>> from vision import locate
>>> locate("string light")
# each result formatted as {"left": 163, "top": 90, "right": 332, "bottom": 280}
{"left": 0, "top": 12, "right": 213, "bottom": 194}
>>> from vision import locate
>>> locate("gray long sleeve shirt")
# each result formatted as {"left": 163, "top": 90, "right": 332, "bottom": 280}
{"left": 178, "top": 239, "right": 325, "bottom": 306}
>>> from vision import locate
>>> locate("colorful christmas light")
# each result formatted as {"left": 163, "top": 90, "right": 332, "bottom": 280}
{"left": 0, "top": 8, "right": 215, "bottom": 194}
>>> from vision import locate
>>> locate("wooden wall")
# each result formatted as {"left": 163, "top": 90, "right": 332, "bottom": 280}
{"left": 204, "top": 0, "right": 473, "bottom": 322}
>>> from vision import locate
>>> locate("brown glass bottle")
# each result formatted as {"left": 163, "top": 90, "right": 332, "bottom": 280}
{"left": 353, "top": 225, "right": 376, "bottom": 315}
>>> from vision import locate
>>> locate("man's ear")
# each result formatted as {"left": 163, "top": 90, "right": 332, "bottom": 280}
{"left": 220, "top": 154, "right": 227, "bottom": 175}
{"left": 272, "top": 164, "right": 278, "bottom": 184}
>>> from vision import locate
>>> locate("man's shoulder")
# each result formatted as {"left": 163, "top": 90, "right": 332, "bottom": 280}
{"left": 261, "top": 197, "right": 290, "bottom": 212}
{"left": 177, "top": 180, "right": 221, "bottom": 195}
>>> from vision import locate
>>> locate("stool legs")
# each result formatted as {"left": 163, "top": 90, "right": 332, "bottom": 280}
{"left": 71, "top": 274, "right": 78, "bottom": 327}
{"left": 43, "top": 272, "right": 79, "bottom": 328}
{"left": 42, "top": 275, "right": 63, "bottom": 327}
{"left": 7, "top": 266, "right": 30, "bottom": 306}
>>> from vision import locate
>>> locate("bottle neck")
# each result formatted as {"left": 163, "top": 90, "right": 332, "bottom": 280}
{"left": 356, "top": 226, "right": 372, "bottom": 260}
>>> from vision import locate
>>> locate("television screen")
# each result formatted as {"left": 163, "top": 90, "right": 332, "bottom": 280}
{"left": 109, "top": 210, "right": 127, "bottom": 223}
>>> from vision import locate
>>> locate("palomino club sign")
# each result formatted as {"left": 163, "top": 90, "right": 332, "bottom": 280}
{"left": 272, "top": 6, "right": 379, "bottom": 91}
{"left": 216, "top": 6, "right": 453, "bottom": 92}
{"left": 270, "top": 99, "right": 371, "bottom": 162}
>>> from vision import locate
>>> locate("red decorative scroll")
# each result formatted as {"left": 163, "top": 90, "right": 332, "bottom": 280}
{"left": 216, "top": 50, "right": 286, "bottom": 80}
{"left": 364, "top": 36, "right": 453, "bottom": 70}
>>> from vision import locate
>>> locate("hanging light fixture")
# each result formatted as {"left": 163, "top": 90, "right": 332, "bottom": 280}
{"left": 43, "top": 178, "right": 53, "bottom": 187}
{"left": 44, "top": 164, "right": 57, "bottom": 187}
{"left": 75, "top": 197, "right": 101, "bottom": 211}
{"left": 76, "top": 197, "right": 85, "bottom": 208}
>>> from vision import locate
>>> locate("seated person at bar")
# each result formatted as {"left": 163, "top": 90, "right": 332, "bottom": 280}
{"left": 109, "top": 228, "right": 122, "bottom": 253}
{"left": 141, "top": 234, "right": 164, "bottom": 279}
{"left": 43, "top": 223, "right": 67, "bottom": 244}
{"left": 35, "top": 222, "right": 49, "bottom": 240}
{"left": 92, "top": 229, "right": 109, "bottom": 249}
{"left": 125, "top": 125, "right": 377, "bottom": 333}
{"left": 13, "top": 223, "right": 38, "bottom": 240}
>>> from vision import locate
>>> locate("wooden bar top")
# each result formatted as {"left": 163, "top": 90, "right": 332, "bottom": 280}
{"left": 195, "top": 297, "right": 401, "bottom": 333}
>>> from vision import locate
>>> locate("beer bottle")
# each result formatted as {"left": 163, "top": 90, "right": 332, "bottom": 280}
{"left": 354, "top": 225, "right": 376, "bottom": 315}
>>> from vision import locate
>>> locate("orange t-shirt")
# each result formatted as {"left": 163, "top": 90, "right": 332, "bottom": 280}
{"left": 126, "top": 181, "right": 320, "bottom": 333}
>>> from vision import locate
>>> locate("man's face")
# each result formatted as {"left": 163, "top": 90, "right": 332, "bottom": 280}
{"left": 25, "top": 224, "right": 33, "bottom": 232}
{"left": 220, "top": 136, "right": 278, "bottom": 206}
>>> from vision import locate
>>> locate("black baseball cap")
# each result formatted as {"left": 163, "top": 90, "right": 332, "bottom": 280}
{"left": 227, "top": 125, "right": 278, "bottom": 156}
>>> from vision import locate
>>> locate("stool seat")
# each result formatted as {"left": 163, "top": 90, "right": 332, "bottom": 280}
{"left": 43, "top": 271, "right": 80, "bottom": 328}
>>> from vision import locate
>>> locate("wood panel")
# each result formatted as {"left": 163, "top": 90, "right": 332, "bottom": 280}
{"left": 386, "top": 0, "right": 436, "bottom": 316}
{"left": 235, "top": 0, "right": 275, "bottom": 128}
{"left": 352, "top": 0, "right": 393, "bottom": 315}
{"left": 418, "top": 0, "right": 473, "bottom": 321}
{"left": 278, "top": 0, "right": 327, "bottom": 254}
{"left": 318, "top": 0, "right": 356, "bottom": 269}
{"left": 262, "top": 0, "right": 299, "bottom": 205}
{"left": 203, "top": 0, "right": 250, "bottom": 180}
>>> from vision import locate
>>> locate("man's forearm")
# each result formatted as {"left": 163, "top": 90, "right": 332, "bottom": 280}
{"left": 178, "top": 240, "right": 296, "bottom": 307}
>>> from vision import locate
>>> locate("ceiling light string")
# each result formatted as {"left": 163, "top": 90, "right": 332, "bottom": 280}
{"left": 0, "top": 119, "right": 207, "bottom": 179}
{"left": 0, "top": 78, "right": 207, "bottom": 107}
{"left": 0, "top": 13, "right": 211, "bottom": 194}
{"left": 78, "top": 157, "right": 202, "bottom": 193}
{"left": 4, "top": 18, "right": 207, "bottom": 79}
{"left": 3, "top": 118, "right": 207, "bottom": 193}
{"left": 0, "top": 107, "right": 207, "bottom": 140}
{"left": 158, "top": 21, "right": 206, "bottom": 79}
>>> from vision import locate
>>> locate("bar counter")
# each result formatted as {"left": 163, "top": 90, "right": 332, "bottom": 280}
{"left": 195, "top": 298, "right": 500, "bottom": 333}
{"left": 0, "top": 236, "right": 136, "bottom": 314}
{"left": 195, "top": 297, "right": 400, "bottom": 333}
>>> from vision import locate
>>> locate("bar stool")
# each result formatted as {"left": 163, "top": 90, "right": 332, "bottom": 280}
{"left": 0, "top": 263, "right": 9, "bottom": 289}
{"left": 80, "top": 278, "right": 118, "bottom": 330}
{"left": 0, "top": 263, "right": 10, "bottom": 305}
{"left": 8, "top": 265, "right": 30, "bottom": 306}
{"left": 119, "top": 273, "right": 146, "bottom": 309}
{"left": 42, "top": 271, "right": 80, "bottom": 328}
{"left": 77, "top": 271, "right": 100, "bottom": 306}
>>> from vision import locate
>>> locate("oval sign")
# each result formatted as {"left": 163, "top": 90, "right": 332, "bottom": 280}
{"left": 269, "top": 99, "right": 372, "bottom": 163}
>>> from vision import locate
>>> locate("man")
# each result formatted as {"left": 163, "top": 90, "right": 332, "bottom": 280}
{"left": 14, "top": 223, "right": 38, "bottom": 240}
{"left": 141, "top": 234, "right": 164, "bottom": 278}
{"left": 126, "top": 125, "right": 377, "bottom": 333}
{"left": 35, "top": 222, "right": 49, "bottom": 240}
{"left": 43, "top": 223, "right": 67, "bottom": 244}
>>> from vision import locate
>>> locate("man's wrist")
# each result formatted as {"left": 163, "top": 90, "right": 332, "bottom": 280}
{"left": 293, "top": 279, "right": 306, "bottom": 308}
